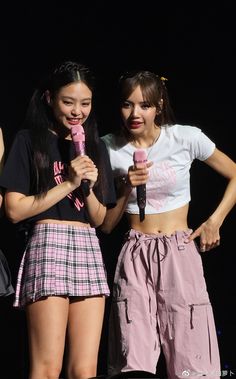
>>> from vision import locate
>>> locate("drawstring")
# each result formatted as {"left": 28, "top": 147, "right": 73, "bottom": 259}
{"left": 125, "top": 229, "right": 191, "bottom": 341}
{"left": 188, "top": 302, "right": 210, "bottom": 330}
{"left": 189, "top": 304, "right": 194, "bottom": 329}
{"left": 127, "top": 230, "right": 173, "bottom": 339}
{"left": 155, "top": 237, "right": 174, "bottom": 340}
{"left": 129, "top": 229, "right": 170, "bottom": 262}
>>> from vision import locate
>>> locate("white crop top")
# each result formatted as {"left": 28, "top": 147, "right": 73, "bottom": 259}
{"left": 102, "top": 124, "right": 215, "bottom": 214}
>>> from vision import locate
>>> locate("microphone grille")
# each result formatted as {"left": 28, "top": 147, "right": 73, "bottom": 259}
{"left": 71, "top": 124, "right": 85, "bottom": 142}
{"left": 133, "top": 149, "right": 147, "bottom": 163}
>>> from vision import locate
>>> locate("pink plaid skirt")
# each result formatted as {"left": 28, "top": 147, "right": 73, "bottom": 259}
{"left": 14, "top": 223, "right": 110, "bottom": 308}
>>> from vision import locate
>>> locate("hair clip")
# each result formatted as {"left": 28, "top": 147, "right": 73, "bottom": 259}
{"left": 76, "top": 71, "right": 81, "bottom": 81}
{"left": 160, "top": 76, "right": 168, "bottom": 82}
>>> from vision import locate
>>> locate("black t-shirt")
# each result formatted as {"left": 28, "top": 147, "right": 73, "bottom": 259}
{"left": 0, "top": 129, "right": 116, "bottom": 227}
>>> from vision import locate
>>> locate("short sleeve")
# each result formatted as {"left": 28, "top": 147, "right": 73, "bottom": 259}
{"left": 93, "top": 139, "right": 117, "bottom": 208}
{"left": 189, "top": 127, "right": 216, "bottom": 161}
{"left": 0, "top": 130, "right": 33, "bottom": 194}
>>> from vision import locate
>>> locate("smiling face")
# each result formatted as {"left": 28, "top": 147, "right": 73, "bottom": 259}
{"left": 49, "top": 81, "right": 92, "bottom": 138}
{"left": 121, "top": 85, "right": 158, "bottom": 139}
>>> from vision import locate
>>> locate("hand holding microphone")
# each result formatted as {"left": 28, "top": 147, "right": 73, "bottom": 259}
{"left": 133, "top": 149, "right": 147, "bottom": 222}
{"left": 71, "top": 124, "right": 90, "bottom": 197}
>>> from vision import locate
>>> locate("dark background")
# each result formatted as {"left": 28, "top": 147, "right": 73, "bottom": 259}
{"left": 0, "top": 1, "right": 235, "bottom": 378}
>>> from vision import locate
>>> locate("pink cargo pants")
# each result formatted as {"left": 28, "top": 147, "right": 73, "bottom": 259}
{"left": 108, "top": 229, "right": 221, "bottom": 379}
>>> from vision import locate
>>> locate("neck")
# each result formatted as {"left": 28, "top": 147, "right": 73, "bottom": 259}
{"left": 130, "top": 126, "right": 161, "bottom": 148}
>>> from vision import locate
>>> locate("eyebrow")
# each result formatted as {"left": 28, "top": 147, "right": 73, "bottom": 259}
{"left": 123, "top": 100, "right": 150, "bottom": 105}
{"left": 62, "top": 96, "right": 92, "bottom": 101}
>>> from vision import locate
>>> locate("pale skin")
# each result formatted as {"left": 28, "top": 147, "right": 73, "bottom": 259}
{"left": 4, "top": 82, "right": 107, "bottom": 379}
{"left": 101, "top": 85, "right": 236, "bottom": 253}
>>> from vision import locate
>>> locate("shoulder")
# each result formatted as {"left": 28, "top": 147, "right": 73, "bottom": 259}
{"left": 101, "top": 133, "right": 116, "bottom": 147}
{"left": 98, "top": 137, "right": 109, "bottom": 154}
{"left": 8, "top": 129, "right": 33, "bottom": 156}
{"left": 13, "top": 129, "right": 32, "bottom": 148}
{"left": 101, "top": 133, "right": 126, "bottom": 151}
{"left": 166, "top": 124, "right": 202, "bottom": 139}
{"left": 164, "top": 124, "right": 208, "bottom": 148}
{"left": 14, "top": 129, "right": 31, "bottom": 141}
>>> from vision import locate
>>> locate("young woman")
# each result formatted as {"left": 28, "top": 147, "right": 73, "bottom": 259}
{"left": 101, "top": 70, "right": 236, "bottom": 379}
{"left": 0, "top": 61, "right": 116, "bottom": 379}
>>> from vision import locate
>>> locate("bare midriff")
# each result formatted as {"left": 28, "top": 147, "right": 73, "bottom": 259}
{"left": 126, "top": 204, "right": 189, "bottom": 235}
{"left": 36, "top": 219, "right": 91, "bottom": 228}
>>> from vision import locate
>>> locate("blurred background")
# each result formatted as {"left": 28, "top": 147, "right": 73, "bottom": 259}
{"left": 0, "top": 1, "right": 235, "bottom": 378}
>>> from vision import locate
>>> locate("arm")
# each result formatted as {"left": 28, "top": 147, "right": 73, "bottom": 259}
{"left": 81, "top": 160, "right": 107, "bottom": 227}
{"left": 5, "top": 180, "right": 78, "bottom": 223}
{"left": 100, "top": 161, "right": 152, "bottom": 233}
{"left": 100, "top": 182, "right": 132, "bottom": 233}
{"left": 4, "top": 154, "right": 99, "bottom": 224}
{"left": 188, "top": 148, "right": 236, "bottom": 251}
{"left": 83, "top": 189, "right": 107, "bottom": 227}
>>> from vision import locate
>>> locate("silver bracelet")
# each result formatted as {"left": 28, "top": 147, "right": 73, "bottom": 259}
{"left": 120, "top": 175, "right": 128, "bottom": 185}
{"left": 120, "top": 175, "right": 133, "bottom": 189}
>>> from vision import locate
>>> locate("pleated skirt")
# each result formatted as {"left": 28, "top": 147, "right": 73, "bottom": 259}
{"left": 14, "top": 223, "right": 110, "bottom": 308}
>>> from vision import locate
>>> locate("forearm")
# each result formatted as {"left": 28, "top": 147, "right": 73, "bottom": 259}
{"left": 208, "top": 177, "right": 236, "bottom": 226}
{"left": 100, "top": 185, "right": 132, "bottom": 233}
{"left": 84, "top": 189, "right": 106, "bottom": 227}
{"left": 5, "top": 180, "right": 77, "bottom": 223}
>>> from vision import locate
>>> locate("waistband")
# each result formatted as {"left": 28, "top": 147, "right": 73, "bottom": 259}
{"left": 123, "top": 228, "right": 193, "bottom": 263}
{"left": 127, "top": 228, "right": 192, "bottom": 246}
{"left": 27, "top": 222, "right": 96, "bottom": 241}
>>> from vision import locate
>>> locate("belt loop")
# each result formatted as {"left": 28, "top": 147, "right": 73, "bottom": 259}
{"left": 176, "top": 231, "right": 185, "bottom": 251}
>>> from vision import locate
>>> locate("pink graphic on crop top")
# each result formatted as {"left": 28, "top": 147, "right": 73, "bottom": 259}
{"left": 147, "top": 160, "right": 176, "bottom": 210}
{"left": 53, "top": 161, "right": 84, "bottom": 211}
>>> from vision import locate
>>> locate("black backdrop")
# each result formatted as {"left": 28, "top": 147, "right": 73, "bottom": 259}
{"left": 0, "top": 1, "right": 235, "bottom": 378}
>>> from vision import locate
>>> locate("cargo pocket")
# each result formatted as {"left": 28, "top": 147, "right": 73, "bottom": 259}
{"left": 166, "top": 302, "right": 220, "bottom": 378}
{"left": 108, "top": 294, "right": 133, "bottom": 373}
{"left": 188, "top": 302, "right": 220, "bottom": 371}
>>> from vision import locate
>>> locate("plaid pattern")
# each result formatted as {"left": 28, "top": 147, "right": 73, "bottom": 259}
{"left": 14, "top": 223, "right": 110, "bottom": 308}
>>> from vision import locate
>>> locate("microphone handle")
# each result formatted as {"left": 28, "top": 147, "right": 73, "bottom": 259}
{"left": 139, "top": 208, "right": 145, "bottom": 222}
{"left": 80, "top": 180, "right": 90, "bottom": 198}
{"left": 133, "top": 149, "right": 147, "bottom": 222}
{"left": 136, "top": 184, "right": 146, "bottom": 222}
{"left": 74, "top": 142, "right": 90, "bottom": 197}
{"left": 74, "top": 141, "right": 86, "bottom": 156}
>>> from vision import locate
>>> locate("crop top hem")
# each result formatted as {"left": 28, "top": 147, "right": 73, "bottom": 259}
{"left": 125, "top": 199, "right": 190, "bottom": 215}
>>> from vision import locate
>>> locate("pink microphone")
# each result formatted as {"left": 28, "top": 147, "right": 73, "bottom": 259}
{"left": 71, "top": 124, "right": 86, "bottom": 156}
{"left": 71, "top": 124, "right": 90, "bottom": 197}
{"left": 133, "top": 149, "right": 147, "bottom": 222}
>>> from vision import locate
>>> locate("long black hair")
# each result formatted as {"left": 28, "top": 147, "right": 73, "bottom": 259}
{"left": 23, "top": 60, "right": 105, "bottom": 198}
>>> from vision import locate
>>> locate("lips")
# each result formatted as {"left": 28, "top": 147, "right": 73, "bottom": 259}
{"left": 67, "top": 119, "right": 81, "bottom": 125}
{"left": 129, "top": 121, "right": 142, "bottom": 129}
